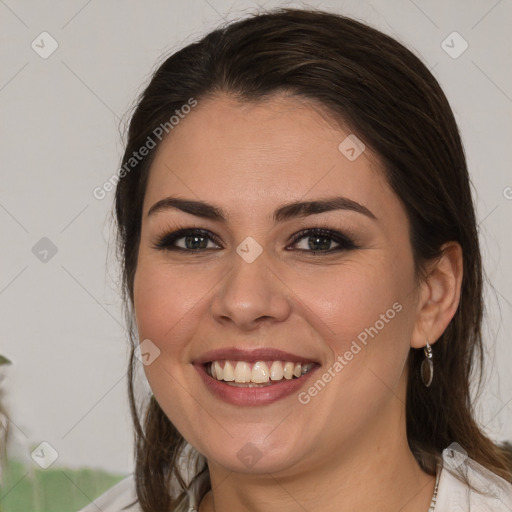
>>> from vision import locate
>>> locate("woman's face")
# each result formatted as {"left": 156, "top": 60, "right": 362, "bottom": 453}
{"left": 133, "top": 94, "right": 422, "bottom": 475}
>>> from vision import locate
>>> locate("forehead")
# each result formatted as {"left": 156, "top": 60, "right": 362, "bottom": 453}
{"left": 142, "top": 93, "right": 395, "bottom": 222}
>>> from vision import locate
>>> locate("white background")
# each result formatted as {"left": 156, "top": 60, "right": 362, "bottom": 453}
{"left": 1, "top": 0, "right": 511, "bottom": 475}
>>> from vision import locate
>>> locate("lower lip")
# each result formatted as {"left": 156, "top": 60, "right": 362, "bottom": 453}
{"left": 194, "top": 363, "right": 319, "bottom": 406}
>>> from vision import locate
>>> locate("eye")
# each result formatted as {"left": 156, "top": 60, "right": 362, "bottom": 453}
{"left": 152, "top": 228, "right": 221, "bottom": 252}
{"left": 152, "top": 227, "right": 358, "bottom": 254}
{"left": 288, "top": 228, "right": 357, "bottom": 254}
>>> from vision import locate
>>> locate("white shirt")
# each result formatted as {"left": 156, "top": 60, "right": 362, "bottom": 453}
{"left": 78, "top": 447, "right": 512, "bottom": 512}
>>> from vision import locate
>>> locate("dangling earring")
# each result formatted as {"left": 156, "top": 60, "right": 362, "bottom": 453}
{"left": 421, "top": 339, "right": 433, "bottom": 387}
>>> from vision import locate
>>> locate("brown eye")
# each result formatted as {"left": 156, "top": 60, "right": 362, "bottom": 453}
{"left": 153, "top": 229, "right": 221, "bottom": 251}
{"left": 152, "top": 227, "right": 357, "bottom": 255}
{"left": 289, "top": 228, "right": 357, "bottom": 254}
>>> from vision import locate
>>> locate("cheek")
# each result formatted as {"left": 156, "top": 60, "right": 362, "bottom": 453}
{"left": 133, "top": 258, "right": 210, "bottom": 352}
{"left": 288, "top": 256, "right": 415, "bottom": 414}
{"left": 288, "top": 258, "right": 410, "bottom": 351}
{"left": 283, "top": 263, "right": 413, "bottom": 436}
{"left": 132, "top": 258, "right": 212, "bottom": 430}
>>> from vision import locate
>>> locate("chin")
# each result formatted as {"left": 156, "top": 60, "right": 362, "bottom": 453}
{"left": 195, "top": 427, "right": 309, "bottom": 475}
{"left": 208, "top": 446, "right": 304, "bottom": 475}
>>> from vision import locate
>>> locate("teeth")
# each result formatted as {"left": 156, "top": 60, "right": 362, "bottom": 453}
{"left": 234, "top": 361, "right": 251, "bottom": 383}
{"left": 283, "top": 362, "right": 295, "bottom": 380}
{"left": 213, "top": 361, "right": 223, "bottom": 380}
{"left": 208, "top": 360, "right": 315, "bottom": 384}
{"left": 251, "top": 362, "right": 270, "bottom": 383}
{"left": 223, "top": 361, "right": 235, "bottom": 381}
{"left": 270, "top": 361, "right": 284, "bottom": 381}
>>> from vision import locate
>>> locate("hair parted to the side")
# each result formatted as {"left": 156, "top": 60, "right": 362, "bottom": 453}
{"left": 113, "top": 8, "right": 512, "bottom": 511}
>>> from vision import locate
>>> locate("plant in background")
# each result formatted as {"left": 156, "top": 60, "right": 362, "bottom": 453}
{"left": 0, "top": 355, "right": 11, "bottom": 489}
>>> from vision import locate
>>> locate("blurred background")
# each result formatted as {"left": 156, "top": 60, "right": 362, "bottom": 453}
{"left": 1, "top": 0, "right": 511, "bottom": 510}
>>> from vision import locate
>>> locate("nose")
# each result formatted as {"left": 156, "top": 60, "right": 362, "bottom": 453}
{"left": 210, "top": 247, "right": 292, "bottom": 331}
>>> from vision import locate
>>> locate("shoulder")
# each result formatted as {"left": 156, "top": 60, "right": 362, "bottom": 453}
{"left": 435, "top": 446, "right": 512, "bottom": 511}
{"left": 77, "top": 474, "right": 141, "bottom": 512}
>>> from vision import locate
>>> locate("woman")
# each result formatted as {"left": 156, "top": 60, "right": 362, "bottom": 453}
{"left": 80, "top": 7, "right": 512, "bottom": 512}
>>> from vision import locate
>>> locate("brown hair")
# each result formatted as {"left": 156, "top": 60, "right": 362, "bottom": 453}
{"left": 113, "top": 8, "right": 512, "bottom": 511}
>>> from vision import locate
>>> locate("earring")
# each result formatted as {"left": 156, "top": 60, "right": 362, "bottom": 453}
{"left": 421, "top": 340, "right": 433, "bottom": 387}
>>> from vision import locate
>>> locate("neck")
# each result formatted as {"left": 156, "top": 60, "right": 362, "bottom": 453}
{"left": 199, "top": 380, "right": 436, "bottom": 512}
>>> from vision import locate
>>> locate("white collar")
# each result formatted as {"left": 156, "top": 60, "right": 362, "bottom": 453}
{"left": 433, "top": 446, "right": 512, "bottom": 511}
{"left": 79, "top": 446, "right": 512, "bottom": 511}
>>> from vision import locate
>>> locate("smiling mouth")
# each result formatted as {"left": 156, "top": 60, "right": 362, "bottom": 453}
{"left": 205, "top": 359, "right": 317, "bottom": 387}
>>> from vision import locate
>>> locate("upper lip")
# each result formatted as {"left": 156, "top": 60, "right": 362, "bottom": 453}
{"left": 193, "top": 347, "right": 320, "bottom": 365}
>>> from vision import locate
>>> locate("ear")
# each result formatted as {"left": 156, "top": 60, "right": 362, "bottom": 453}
{"left": 410, "top": 241, "right": 463, "bottom": 349}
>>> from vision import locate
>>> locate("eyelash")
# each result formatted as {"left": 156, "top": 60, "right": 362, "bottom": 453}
{"left": 152, "top": 224, "right": 359, "bottom": 255}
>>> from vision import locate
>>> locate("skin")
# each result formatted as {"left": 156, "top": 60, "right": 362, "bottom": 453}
{"left": 133, "top": 93, "right": 463, "bottom": 512}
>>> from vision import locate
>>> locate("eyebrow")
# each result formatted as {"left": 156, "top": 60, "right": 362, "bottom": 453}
{"left": 147, "top": 196, "right": 377, "bottom": 223}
